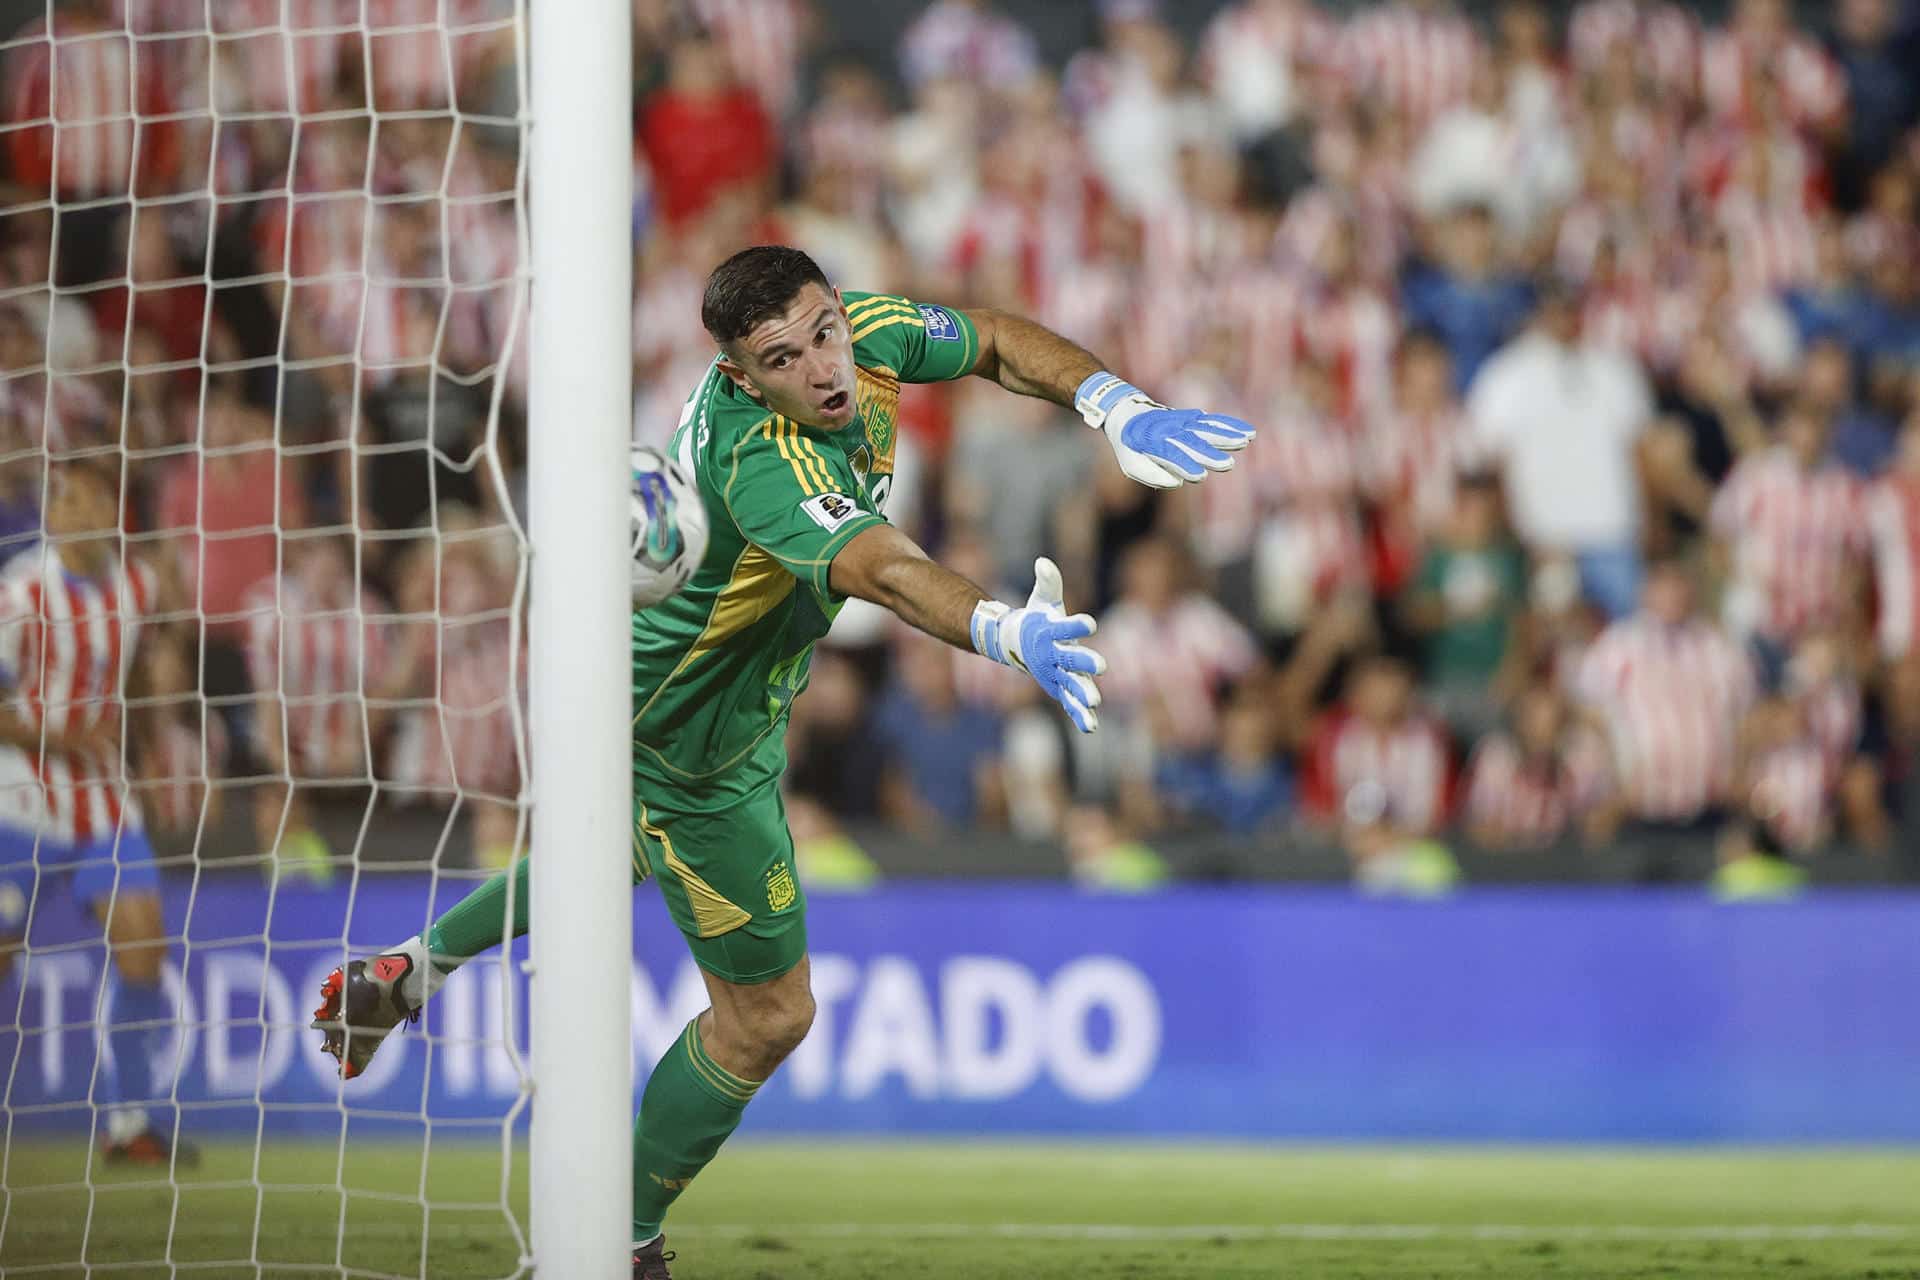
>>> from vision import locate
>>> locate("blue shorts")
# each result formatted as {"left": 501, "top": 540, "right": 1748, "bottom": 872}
{"left": 0, "top": 824, "right": 161, "bottom": 934}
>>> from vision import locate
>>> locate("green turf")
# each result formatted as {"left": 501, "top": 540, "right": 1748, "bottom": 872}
{"left": 3, "top": 1140, "right": 1918, "bottom": 1278}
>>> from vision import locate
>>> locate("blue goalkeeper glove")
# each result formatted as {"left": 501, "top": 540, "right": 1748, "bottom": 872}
{"left": 1075, "top": 371, "right": 1256, "bottom": 490}
{"left": 970, "top": 557, "right": 1106, "bottom": 734}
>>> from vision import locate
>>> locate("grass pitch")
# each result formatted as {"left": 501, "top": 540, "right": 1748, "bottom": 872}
{"left": 3, "top": 1140, "right": 1918, "bottom": 1278}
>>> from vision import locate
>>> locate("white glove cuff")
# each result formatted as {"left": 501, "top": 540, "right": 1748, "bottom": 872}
{"left": 969, "top": 600, "right": 1013, "bottom": 666}
{"left": 1074, "top": 371, "right": 1159, "bottom": 430}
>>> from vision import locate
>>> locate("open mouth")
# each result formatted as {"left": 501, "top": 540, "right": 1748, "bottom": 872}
{"left": 822, "top": 390, "right": 850, "bottom": 415}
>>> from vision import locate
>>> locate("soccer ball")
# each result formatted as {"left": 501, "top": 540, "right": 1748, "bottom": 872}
{"left": 630, "top": 445, "right": 707, "bottom": 608}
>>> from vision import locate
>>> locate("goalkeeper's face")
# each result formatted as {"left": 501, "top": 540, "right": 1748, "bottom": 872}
{"left": 719, "top": 283, "right": 859, "bottom": 431}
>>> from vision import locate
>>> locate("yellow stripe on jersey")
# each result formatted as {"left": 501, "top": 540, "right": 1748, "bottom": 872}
{"left": 793, "top": 432, "right": 839, "bottom": 493}
{"left": 851, "top": 312, "right": 926, "bottom": 343}
{"left": 847, "top": 303, "right": 918, "bottom": 327}
{"left": 845, "top": 294, "right": 915, "bottom": 321}
{"left": 779, "top": 417, "right": 835, "bottom": 493}
{"left": 633, "top": 542, "right": 796, "bottom": 728}
{"left": 765, "top": 417, "right": 819, "bottom": 495}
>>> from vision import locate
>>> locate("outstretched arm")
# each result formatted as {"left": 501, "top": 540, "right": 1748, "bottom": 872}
{"left": 962, "top": 307, "right": 1105, "bottom": 405}
{"left": 831, "top": 522, "right": 1105, "bottom": 732}
{"left": 962, "top": 306, "right": 1257, "bottom": 490}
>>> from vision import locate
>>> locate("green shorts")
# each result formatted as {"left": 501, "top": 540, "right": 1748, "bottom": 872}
{"left": 630, "top": 775, "right": 807, "bottom": 985}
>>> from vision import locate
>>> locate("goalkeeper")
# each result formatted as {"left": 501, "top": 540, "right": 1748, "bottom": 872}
{"left": 312, "top": 246, "right": 1255, "bottom": 1277}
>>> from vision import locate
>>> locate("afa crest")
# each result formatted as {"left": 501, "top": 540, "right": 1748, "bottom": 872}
{"left": 767, "top": 863, "right": 797, "bottom": 912}
{"left": 854, "top": 365, "right": 899, "bottom": 477}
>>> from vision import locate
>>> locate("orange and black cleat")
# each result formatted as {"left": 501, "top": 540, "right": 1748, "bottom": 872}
{"left": 102, "top": 1128, "right": 200, "bottom": 1168}
{"left": 310, "top": 941, "right": 426, "bottom": 1079}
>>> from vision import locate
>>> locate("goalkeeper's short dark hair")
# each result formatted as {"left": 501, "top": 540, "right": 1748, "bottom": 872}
{"left": 701, "top": 245, "right": 833, "bottom": 348}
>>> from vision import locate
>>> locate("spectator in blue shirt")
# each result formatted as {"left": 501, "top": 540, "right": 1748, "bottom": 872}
{"left": 874, "top": 629, "right": 1006, "bottom": 831}
{"left": 1783, "top": 218, "right": 1873, "bottom": 348}
{"left": 1157, "top": 687, "right": 1294, "bottom": 836}
{"left": 1858, "top": 255, "right": 1920, "bottom": 403}
{"left": 1401, "top": 202, "right": 1534, "bottom": 392}
{"left": 1829, "top": 0, "right": 1919, "bottom": 205}
{"left": 1806, "top": 336, "right": 1898, "bottom": 475}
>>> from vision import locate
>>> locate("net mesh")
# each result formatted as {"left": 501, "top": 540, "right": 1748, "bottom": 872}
{"left": 0, "top": 2, "right": 536, "bottom": 1274}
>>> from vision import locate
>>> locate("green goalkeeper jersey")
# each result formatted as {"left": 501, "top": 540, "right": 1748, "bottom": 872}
{"left": 631, "top": 292, "right": 980, "bottom": 812}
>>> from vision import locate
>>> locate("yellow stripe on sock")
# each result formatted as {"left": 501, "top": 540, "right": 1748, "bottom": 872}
{"left": 683, "top": 1021, "right": 759, "bottom": 1103}
{"left": 687, "top": 1021, "right": 760, "bottom": 1100}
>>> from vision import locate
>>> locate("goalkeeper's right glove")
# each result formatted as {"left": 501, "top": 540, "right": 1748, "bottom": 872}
{"left": 969, "top": 557, "right": 1106, "bottom": 733}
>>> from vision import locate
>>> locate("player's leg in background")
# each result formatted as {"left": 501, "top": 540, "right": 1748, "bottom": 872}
{"left": 252, "top": 778, "right": 335, "bottom": 887}
{"left": 630, "top": 956, "right": 815, "bottom": 1245}
{"left": 77, "top": 829, "right": 188, "bottom": 1161}
{"left": 466, "top": 799, "right": 521, "bottom": 870}
{"left": 0, "top": 859, "right": 30, "bottom": 1075}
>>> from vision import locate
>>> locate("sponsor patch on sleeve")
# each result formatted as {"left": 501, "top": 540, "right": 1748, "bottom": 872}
{"left": 800, "top": 491, "right": 863, "bottom": 532}
{"left": 917, "top": 304, "right": 960, "bottom": 342}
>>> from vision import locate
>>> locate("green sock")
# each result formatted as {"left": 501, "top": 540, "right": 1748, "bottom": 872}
{"left": 423, "top": 858, "right": 530, "bottom": 970}
{"left": 631, "top": 1017, "right": 760, "bottom": 1239}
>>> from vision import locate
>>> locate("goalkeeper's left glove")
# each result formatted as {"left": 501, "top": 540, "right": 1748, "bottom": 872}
{"left": 970, "top": 557, "right": 1106, "bottom": 733}
{"left": 1075, "top": 371, "right": 1256, "bottom": 490}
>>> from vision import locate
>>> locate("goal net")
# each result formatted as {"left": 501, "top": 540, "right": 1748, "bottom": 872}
{"left": 0, "top": 1, "right": 573, "bottom": 1274}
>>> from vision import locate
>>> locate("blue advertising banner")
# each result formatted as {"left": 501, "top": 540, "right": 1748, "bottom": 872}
{"left": 7, "top": 876, "right": 1919, "bottom": 1142}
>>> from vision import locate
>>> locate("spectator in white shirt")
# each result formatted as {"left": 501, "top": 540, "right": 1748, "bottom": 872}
{"left": 1467, "top": 279, "right": 1656, "bottom": 617}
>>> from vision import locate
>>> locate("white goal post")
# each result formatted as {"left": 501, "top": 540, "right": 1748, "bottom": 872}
{"left": 0, "top": 0, "right": 633, "bottom": 1273}
{"left": 526, "top": 0, "right": 634, "bottom": 1275}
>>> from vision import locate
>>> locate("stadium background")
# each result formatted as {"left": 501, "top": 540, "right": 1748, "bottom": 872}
{"left": 2, "top": 0, "right": 1919, "bottom": 887}
{"left": 1, "top": 1, "right": 1918, "bottom": 1276}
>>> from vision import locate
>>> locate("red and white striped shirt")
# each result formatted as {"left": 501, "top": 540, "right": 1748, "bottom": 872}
{"left": 1199, "top": 0, "right": 1339, "bottom": 135}
{"left": 692, "top": 0, "right": 810, "bottom": 120}
{"left": 898, "top": 1, "right": 1039, "bottom": 92}
{"left": 1717, "top": 194, "right": 1821, "bottom": 293}
{"left": 243, "top": 576, "right": 392, "bottom": 778}
{"left": 0, "top": 551, "right": 156, "bottom": 844}
{"left": 3, "top": 12, "right": 179, "bottom": 198}
{"left": 1197, "top": 398, "right": 1369, "bottom": 608}
{"left": 1699, "top": 30, "right": 1845, "bottom": 131}
{"left": 1866, "top": 473, "right": 1920, "bottom": 660}
{"left": 1097, "top": 594, "right": 1259, "bottom": 752}
{"left": 1304, "top": 709, "right": 1450, "bottom": 835}
{"left": 1687, "top": 120, "right": 1824, "bottom": 215}
{"left": 1335, "top": 2, "right": 1482, "bottom": 129}
{"left": 363, "top": 0, "right": 510, "bottom": 112}
{"left": 1142, "top": 199, "right": 1260, "bottom": 288}
{"left": 1299, "top": 283, "right": 1399, "bottom": 421}
{"left": 1364, "top": 399, "right": 1470, "bottom": 585}
{"left": 211, "top": 0, "right": 356, "bottom": 116}
{"left": 389, "top": 618, "right": 524, "bottom": 800}
{"left": 254, "top": 164, "right": 427, "bottom": 381}
{"left": 1576, "top": 615, "right": 1756, "bottom": 821}
{"left": 1568, "top": 0, "right": 1699, "bottom": 96}
{"left": 1711, "top": 447, "right": 1867, "bottom": 642}
{"left": 135, "top": 715, "right": 227, "bottom": 835}
{"left": 1747, "top": 741, "right": 1831, "bottom": 852}
{"left": 1462, "top": 728, "right": 1611, "bottom": 847}
{"left": 1579, "top": 277, "right": 1669, "bottom": 369}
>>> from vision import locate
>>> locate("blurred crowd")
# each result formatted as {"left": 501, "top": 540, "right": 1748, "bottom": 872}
{"left": 0, "top": 0, "right": 529, "bottom": 876}
{"left": 4, "top": 0, "right": 1920, "bottom": 889}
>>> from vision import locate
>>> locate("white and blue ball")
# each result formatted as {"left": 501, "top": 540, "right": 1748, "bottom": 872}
{"left": 629, "top": 445, "right": 707, "bottom": 608}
